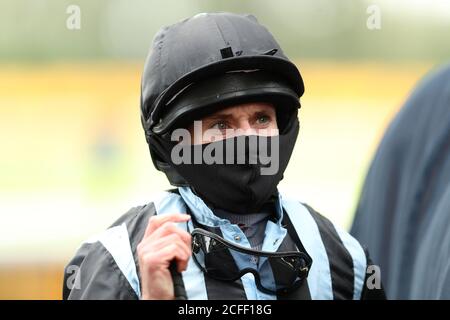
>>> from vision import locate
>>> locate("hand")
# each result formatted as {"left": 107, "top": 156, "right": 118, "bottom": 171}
{"left": 137, "top": 213, "right": 192, "bottom": 300}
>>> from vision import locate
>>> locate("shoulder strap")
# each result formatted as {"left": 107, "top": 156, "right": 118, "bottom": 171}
{"left": 282, "top": 209, "right": 309, "bottom": 256}
{"left": 278, "top": 209, "right": 313, "bottom": 300}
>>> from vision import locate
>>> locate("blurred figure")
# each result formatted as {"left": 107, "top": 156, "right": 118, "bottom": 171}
{"left": 351, "top": 64, "right": 450, "bottom": 299}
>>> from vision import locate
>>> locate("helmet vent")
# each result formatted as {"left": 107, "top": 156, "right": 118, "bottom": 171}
{"left": 220, "top": 46, "right": 234, "bottom": 59}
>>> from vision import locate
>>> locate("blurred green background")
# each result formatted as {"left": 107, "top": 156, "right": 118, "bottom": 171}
{"left": 0, "top": 0, "right": 448, "bottom": 299}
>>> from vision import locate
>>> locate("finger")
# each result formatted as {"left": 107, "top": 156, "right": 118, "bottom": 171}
{"left": 144, "top": 213, "right": 190, "bottom": 238}
{"left": 143, "top": 233, "right": 192, "bottom": 256}
{"left": 170, "top": 242, "right": 191, "bottom": 273}
{"left": 139, "top": 239, "right": 192, "bottom": 271}
{"left": 146, "top": 243, "right": 190, "bottom": 270}
{"left": 148, "top": 222, "right": 191, "bottom": 245}
{"left": 165, "top": 245, "right": 191, "bottom": 272}
{"left": 176, "top": 256, "right": 190, "bottom": 273}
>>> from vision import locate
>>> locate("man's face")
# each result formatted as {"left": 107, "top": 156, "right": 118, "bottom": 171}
{"left": 187, "top": 102, "right": 278, "bottom": 144}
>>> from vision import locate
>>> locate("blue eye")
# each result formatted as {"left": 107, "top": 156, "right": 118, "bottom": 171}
{"left": 211, "top": 121, "right": 228, "bottom": 130}
{"left": 257, "top": 115, "right": 270, "bottom": 124}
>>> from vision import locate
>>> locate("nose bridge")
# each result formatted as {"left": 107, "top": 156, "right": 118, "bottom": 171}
{"left": 238, "top": 117, "right": 252, "bottom": 131}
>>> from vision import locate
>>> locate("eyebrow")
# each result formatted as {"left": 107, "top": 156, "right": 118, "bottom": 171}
{"left": 204, "top": 113, "right": 234, "bottom": 121}
{"left": 206, "top": 108, "right": 273, "bottom": 120}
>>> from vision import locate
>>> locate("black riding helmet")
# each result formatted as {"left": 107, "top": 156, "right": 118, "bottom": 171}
{"left": 140, "top": 12, "right": 304, "bottom": 184}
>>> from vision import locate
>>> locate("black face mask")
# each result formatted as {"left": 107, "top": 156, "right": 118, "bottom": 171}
{"left": 149, "top": 118, "right": 299, "bottom": 214}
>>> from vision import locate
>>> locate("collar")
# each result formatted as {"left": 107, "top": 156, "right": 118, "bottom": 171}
{"left": 178, "top": 186, "right": 285, "bottom": 227}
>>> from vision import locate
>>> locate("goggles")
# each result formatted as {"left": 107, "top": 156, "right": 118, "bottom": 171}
{"left": 191, "top": 227, "right": 312, "bottom": 295}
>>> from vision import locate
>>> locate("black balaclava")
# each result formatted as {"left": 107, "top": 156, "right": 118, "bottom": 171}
{"left": 148, "top": 106, "right": 299, "bottom": 214}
